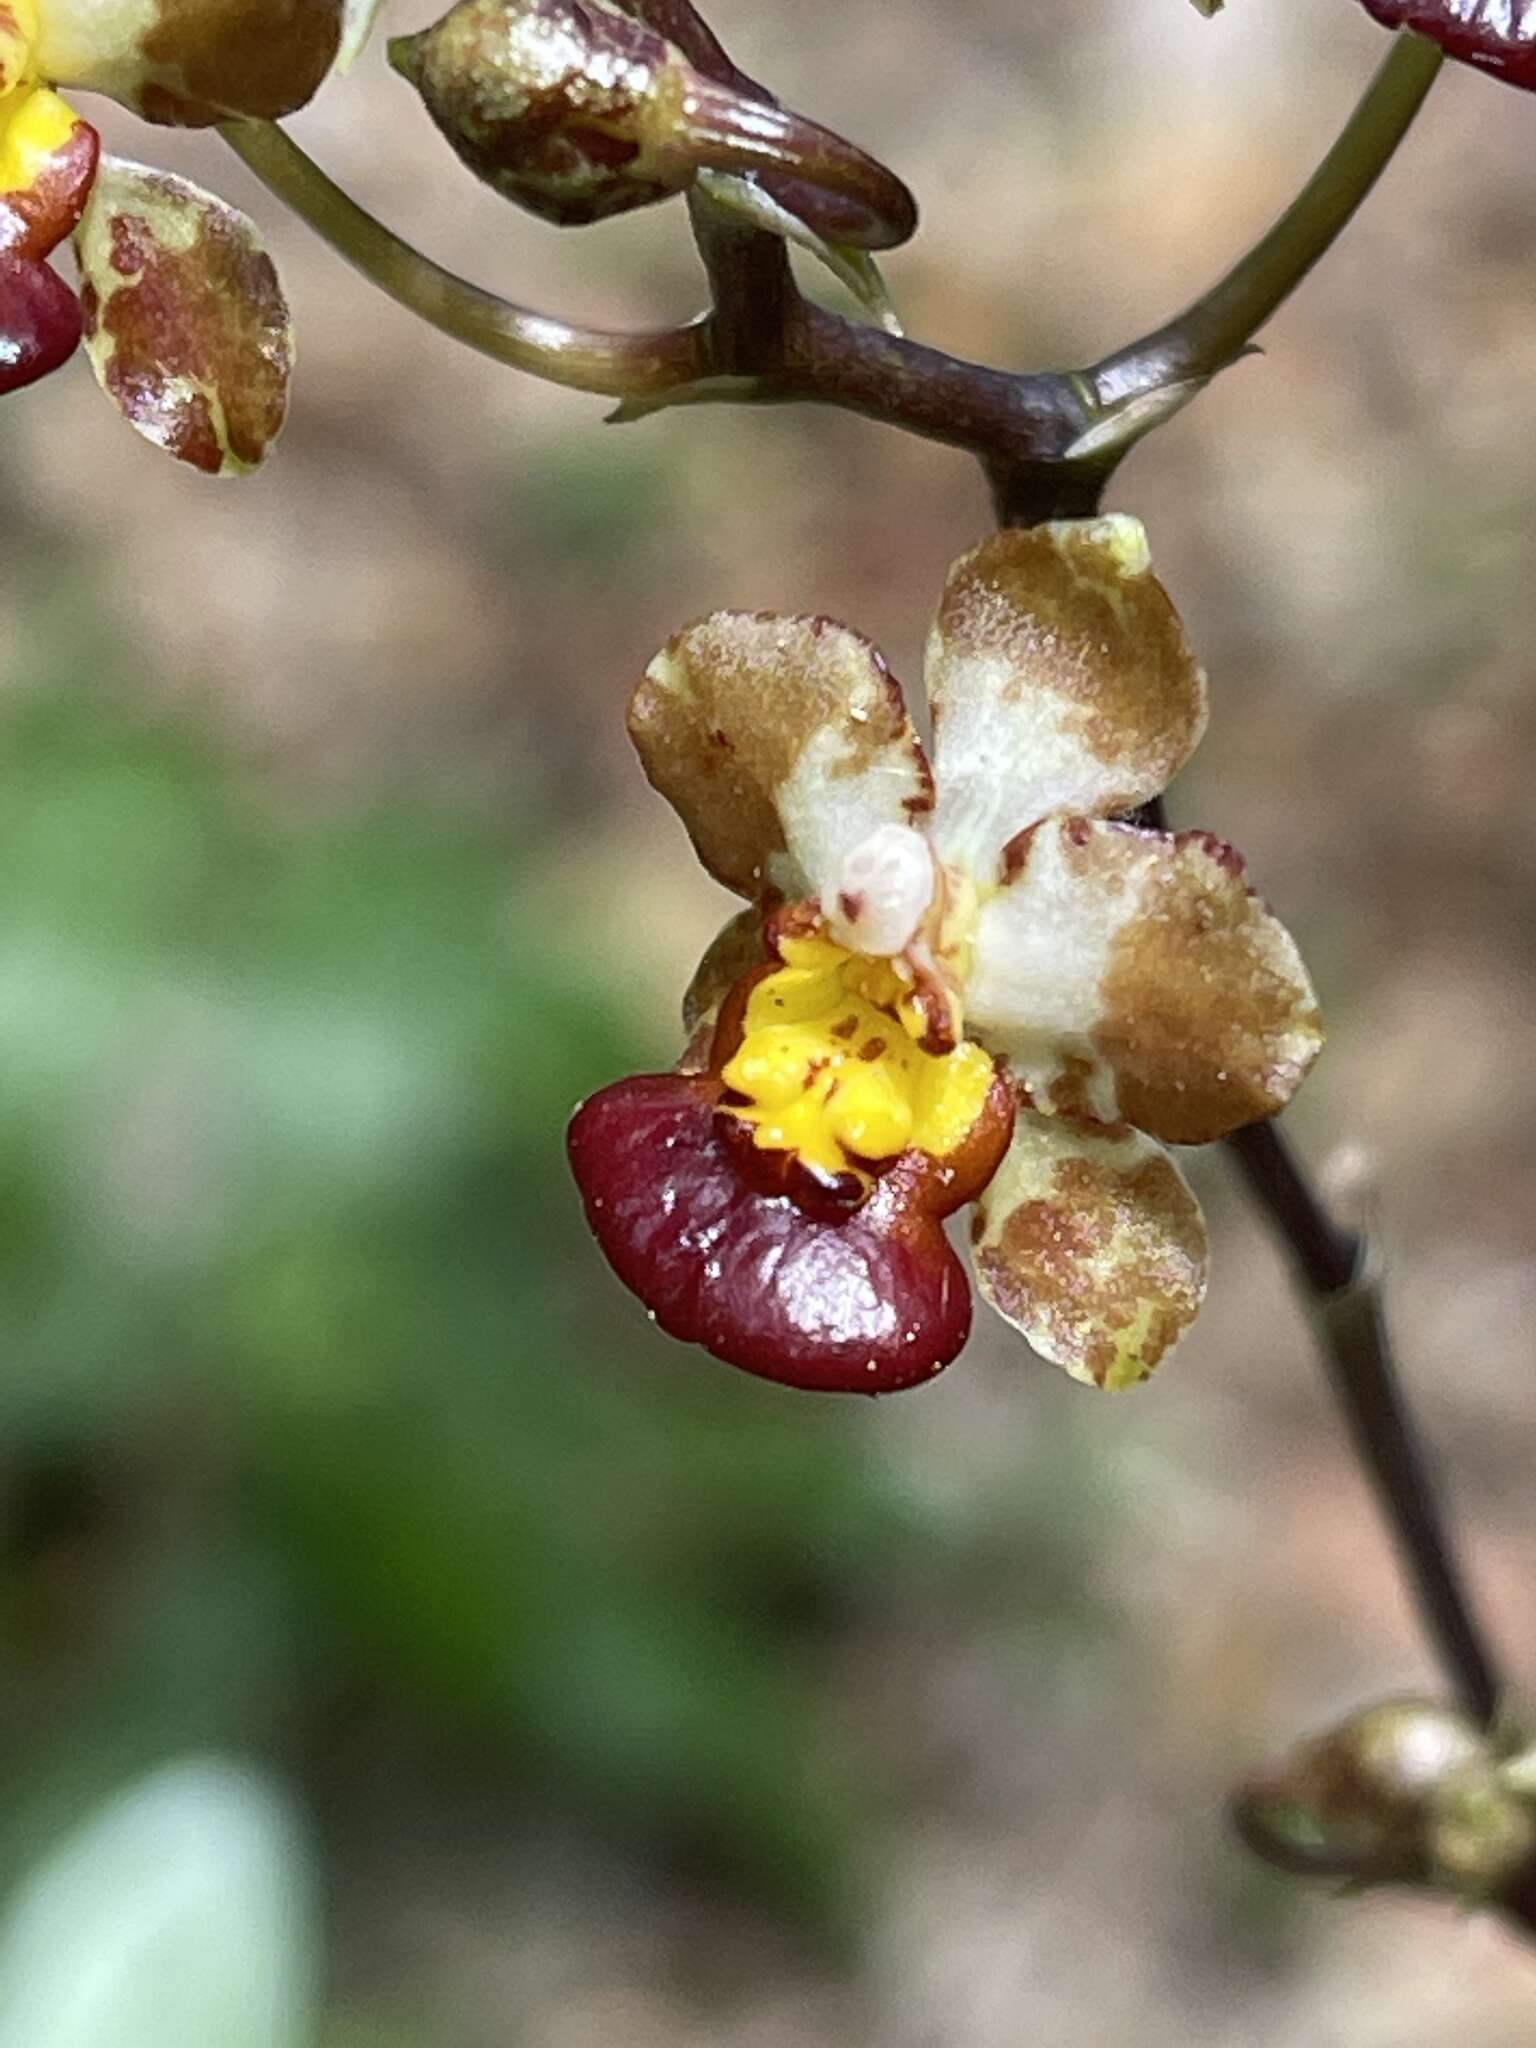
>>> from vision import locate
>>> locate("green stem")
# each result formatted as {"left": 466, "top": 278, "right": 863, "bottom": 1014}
{"left": 220, "top": 121, "right": 706, "bottom": 400}
{"left": 1091, "top": 30, "right": 1442, "bottom": 406}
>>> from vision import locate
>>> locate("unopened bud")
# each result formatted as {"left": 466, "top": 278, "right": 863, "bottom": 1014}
{"left": 1233, "top": 1698, "right": 1485, "bottom": 1885}
{"left": 390, "top": 0, "right": 915, "bottom": 245}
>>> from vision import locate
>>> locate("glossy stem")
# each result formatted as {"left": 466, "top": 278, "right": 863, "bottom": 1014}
{"left": 235, "top": 31, "right": 1446, "bottom": 486}
{"left": 1131, "top": 786, "right": 1501, "bottom": 1731}
{"left": 220, "top": 119, "right": 705, "bottom": 399}
{"left": 1226, "top": 1118, "right": 1502, "bottom": 1728}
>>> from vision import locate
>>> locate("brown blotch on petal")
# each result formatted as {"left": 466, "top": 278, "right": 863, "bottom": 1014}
{"left": 932, "top": 523, "right": 1205, "bottom": 795}
{"left": 75, "top": 162, "right": 292, "bottom": 474}
{"left": 137, "top": 0, "right": 343, "bottom": 123}
{"left": 974, "top": 1123, "right": 1206, "bottom": 1387}
{"left": 629, "top": 610, "right": 928, "bottom": 900}
{"left": 1095, "top": 830, "right": 1324, "bottom": 1145}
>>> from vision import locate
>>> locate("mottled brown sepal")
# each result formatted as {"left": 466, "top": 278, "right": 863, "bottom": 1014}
{"left": 74, "top": 156, "right": 291, "bottom": 474}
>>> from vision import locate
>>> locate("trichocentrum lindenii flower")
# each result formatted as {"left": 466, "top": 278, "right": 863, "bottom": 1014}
{"left": 0, "top": 0, "right": 378, "bottom": 469}
{"left": 569, "top": 517, "right": 1325, "bottom": 1395}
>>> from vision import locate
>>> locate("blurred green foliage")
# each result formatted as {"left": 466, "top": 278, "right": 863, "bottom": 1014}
{"left": 0, "top": 585, "right": 1134, "bottom": 2032}
{"left": 0, "top": 632, "right": 891, "bottom": 1909}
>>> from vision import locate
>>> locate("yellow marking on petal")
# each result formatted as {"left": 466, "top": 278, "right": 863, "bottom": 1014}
{"left": 0, "top": 83, "right": 77, "bottom": 193}
{"left": 721, "top": 933, "right": 994, "bottom": 1185}
{"left": 1077, "top": 512, "right": 1151, "bottom": 580}
{"left": 1101, "top": 1300, "right": 1160, "bottom": 1391}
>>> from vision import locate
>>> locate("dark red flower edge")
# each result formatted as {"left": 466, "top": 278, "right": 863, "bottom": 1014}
{"left": 1358, "top": 2, "right": 1536, "bottom": 92}
{"left": 568, "top": 1069, "right": 1015, "bottom": 1394}
{"left": 0, "top": 253, "right": 81, "bottom": 395}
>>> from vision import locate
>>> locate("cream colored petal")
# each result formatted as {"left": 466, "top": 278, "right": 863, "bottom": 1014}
{"left": 926, "top": 517, "right": 1207, "bottom": 881}
{"left": 972, "top": 1106, "right": 1207, "bottom": 1389}
{"left": 38, "top": 0, "right": 342, "bottom": 124}
{"left": 629, "top": 611, "right": 933, "bottom": 904}
{"left": 965, "top": 819, "right": 1323, "bottom": 1145}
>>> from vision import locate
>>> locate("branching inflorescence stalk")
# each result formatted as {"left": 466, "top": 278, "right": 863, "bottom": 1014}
{"left": 239, "top": 0, "right": 1511, "bottom": 1861}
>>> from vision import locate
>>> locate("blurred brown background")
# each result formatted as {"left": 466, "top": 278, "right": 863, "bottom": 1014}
{"left": 2, "top": 0, "right": 1536, "bottom": 2040}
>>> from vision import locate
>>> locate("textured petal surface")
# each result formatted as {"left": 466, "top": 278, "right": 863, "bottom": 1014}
{"left": 74, "top": 157, "right": 291, "bottom": 473}
{"left": 36, "top": 0, "right": 342, "bottom": 124}
{"left": 965, "top": 820, "right": 1323, "bottom": 1145}
{"left": 926, "top": 518, "right": 1207, "bottom": 881}
{"left": 1356, "top": 1, "right": 1536, "bottom": 92}
{"left": 0, "top": 248, "right": 81, "bottom": 391}
{"left": 972, "top": 1107, "right": 1207, "bottom": 1388}
{"left": 568, "top": 1072, "right": 973, "bottom": 1393}
{"left": 629, "top": 611, "right": 932, "bottom": 903}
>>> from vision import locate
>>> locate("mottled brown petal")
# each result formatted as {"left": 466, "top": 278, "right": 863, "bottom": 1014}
{"left": 965, "top": 819, "right": 1323, "bottom": 1146}
{"left": 37, "top": 0, "right": 342, "bottom": 125}
{"left": 74, "top": 157, "right": 291, "bottom": 474}
{"left": 926, "top": 518, "right": 1207, "bottom": 881}
{"left": 971, "top": 1106, "right": 1207, "bottom": 1389}
{"left": 629, "top": 610, "right": 932, "bottom": 903}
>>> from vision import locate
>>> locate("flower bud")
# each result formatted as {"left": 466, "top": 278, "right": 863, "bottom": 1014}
{"left": 1233, "top": 1698, "right": 1486, "bottom": 1885}
{"left": 390, "top": 0, "right": 915, "bottom": 245}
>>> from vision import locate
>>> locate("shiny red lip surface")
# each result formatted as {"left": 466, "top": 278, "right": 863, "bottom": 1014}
{"left": 1357, "top": 0, "right": 1536, "bottom": 90}
{"left": 569, "top": 1071, "right": 999, "bottom": 1393}
{"left": 0, "top": 253, "right": 81, "bottom": 394}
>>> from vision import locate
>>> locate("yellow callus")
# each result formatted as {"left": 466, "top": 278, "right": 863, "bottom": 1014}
{"left": 0, "top": 0, "right": 86, "bottom": 204}
{"left": 721, "top": 934, "right": 994, "bottom": 1184}
{"left": 0, "top": 80, "right": 77, "bottom": 194}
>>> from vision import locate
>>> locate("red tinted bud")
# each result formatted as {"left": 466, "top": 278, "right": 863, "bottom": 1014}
{"left": 390, "top": 0, "right": 915, "bottom": 245}
{"left": 0, "top": 254, "right": 81, "bottom": 395}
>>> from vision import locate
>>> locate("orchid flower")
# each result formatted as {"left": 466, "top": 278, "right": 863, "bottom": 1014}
{"left": 0, "top": 0, "right": 377, "bottom": 470}
{"left": 569, "top": 518, "right": 1324, "bottom": 1395}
